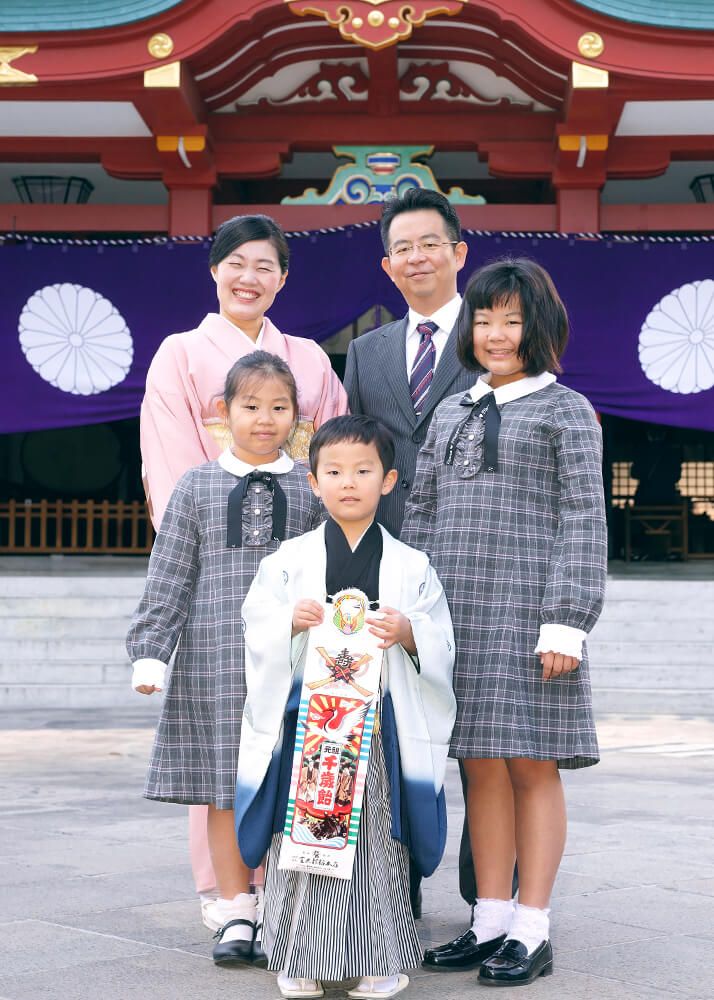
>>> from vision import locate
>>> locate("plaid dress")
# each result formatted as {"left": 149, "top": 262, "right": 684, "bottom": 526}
{"left": 401, "top": 380, "right": 607, "bottom": 768}
{"left": 127, "top": 460, "right": 322, "bottom": 808}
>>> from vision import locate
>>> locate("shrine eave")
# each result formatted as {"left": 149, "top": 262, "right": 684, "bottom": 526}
{"left": 572, "top": 0, "right": 714, "bottom": 32}
{"left": 0, "top": 1, "right": 185, "bottom": 33}
{"left": 1, "top": 1, "right": 714, "bottom": 84}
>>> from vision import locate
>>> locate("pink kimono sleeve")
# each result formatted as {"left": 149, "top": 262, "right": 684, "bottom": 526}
{"left": 313, "top": 350, "right": 350, "bottom": 427}
{"left": 140, "top": 342, "right": 213, "bottom": 528}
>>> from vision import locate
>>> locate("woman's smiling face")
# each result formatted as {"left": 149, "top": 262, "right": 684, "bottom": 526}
{"left": 211, "top": 239, "right": 287, "bottom": 333}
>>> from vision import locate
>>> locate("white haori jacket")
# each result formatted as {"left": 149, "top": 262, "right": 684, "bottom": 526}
{"left": 235, "top": 522, "right": 457, "bottom": 877}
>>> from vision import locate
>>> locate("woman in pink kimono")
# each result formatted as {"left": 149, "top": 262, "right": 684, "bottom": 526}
{"left": 140, "top": 213, "right": 348, "bottom": 939}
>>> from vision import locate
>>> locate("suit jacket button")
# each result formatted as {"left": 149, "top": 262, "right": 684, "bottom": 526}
{"left": 401, "top": 479, "right": 410, "bottom": 489}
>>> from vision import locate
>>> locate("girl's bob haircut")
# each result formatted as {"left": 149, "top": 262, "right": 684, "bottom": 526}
{"left": 456, "top": 257, "right": 569, "bottom": 375}
{"left": 223, "top": 350, "right": 298, "bottom": 418}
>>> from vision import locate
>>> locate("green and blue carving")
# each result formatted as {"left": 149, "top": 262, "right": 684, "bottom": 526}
{"left": 282, "top": 146, "right": 485, "bottom": 206}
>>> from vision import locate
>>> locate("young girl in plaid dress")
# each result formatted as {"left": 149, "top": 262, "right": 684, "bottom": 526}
{"left": 402, "top": 259, "right": 607, "bottom": 987}
{"left": 128, "top": 352, "right": 322, "bottom": 966}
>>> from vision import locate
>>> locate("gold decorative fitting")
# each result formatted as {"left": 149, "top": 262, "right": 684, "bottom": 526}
{"left": 156, "top": 135, "right": 206, "bottom": 153}
{"left": 571, "top": 60, "right": 609, "bottom": 90}
{"left": 144, "top": 61, "right": 181, "bottom": 88}
{"left": 286, "top": 0, "right": 464, "bottom": 51}
{"left": 148, "top": 33, "right": 175, "bottom": 59}
{"left": 0, "top": 46, "right": 38, "bottom": 85}
{"left": 578, "top": 31, "right": 604, "bottom": 59}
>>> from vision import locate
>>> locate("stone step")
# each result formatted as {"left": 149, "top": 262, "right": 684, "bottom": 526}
{"left": 591, "top": 663, "right": 711, "bottom": 689}
{"left": 0, "top": 576, "right": 146, "bottom": 599}
{"left": 0, "top": 682, "right": 160, "bottom": 710}
{"left": 595, "top": 599, "right": 710, "bottom": 622}
{"left": 0, "top": 617, "right": 134, "bottom": 639}
{"left": 0, "top": 662, "right": 132, "bottom": 686}
{"left": 0, "top": 638, "right": 129, "bottom": 660}
{"left": 593, "top": 687, "right": 714, "bottom": 717}
{"left": 603, "top": 580, "right": 714, "bottom": 602}
{"left": 590, "top": 619, "right": 714, "bottom": 642}
{"left": 0, "top": 597, "right": 140, "bottom": 618}
{"left": 586, "top": 640, "right": 711, "bottom": 665}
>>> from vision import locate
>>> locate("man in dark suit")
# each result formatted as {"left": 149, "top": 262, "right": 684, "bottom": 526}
{"left": 345, "top": 187, "right": 476, "bottom": 917}
{"left": 344, "top": 187, "right": 474, "bottom": 537}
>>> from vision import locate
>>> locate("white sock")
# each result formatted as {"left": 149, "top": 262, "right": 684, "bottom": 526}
{"left": 471, "top": 897, "right": 514, "bottom": 943}
{"left": 353, "top": 977, "right": 399, "bottom": 995}
{"left": 277, "top": 972, "right": 320, "bottom": 991}
{"left": 216, "top": 892, "right": 257, "bottom": 942}
{"left": 507, "top": 903, "right": 550, "bottom": 954}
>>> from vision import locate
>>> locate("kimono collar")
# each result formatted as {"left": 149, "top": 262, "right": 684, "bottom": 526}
{"left": 219, "top": 448, "right": 293, "bottom": 477}
{"left": 466, "top": 371, "right": 556, "bottom": 406}
{"left": 214, "top": 312, "right": 266, "bottom": 347}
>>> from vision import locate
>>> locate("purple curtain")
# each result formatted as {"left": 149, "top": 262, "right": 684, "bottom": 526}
{"left": 1, "top": 227, "right": 713, "bottom": 434}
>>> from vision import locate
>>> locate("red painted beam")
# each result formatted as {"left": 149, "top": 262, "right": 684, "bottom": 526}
{"left": 0, "top": 203, "right": 168, "bottom": 232}
{"left": 209, "top": 110, "right": 559, "bottom": 145}
{"left": 600, "top": 203, "right": 714, "bottom": 231}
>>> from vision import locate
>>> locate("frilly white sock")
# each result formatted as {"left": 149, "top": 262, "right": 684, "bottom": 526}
{"left": 471, "top": 897, "right": 514, "bottom": 943}
{"left": 507, "top": 903, "right": 550, "bottom": 955}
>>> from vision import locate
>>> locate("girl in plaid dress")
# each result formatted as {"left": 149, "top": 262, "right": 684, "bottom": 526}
{"left": 128, "top": 352, "right": 323, "bottom": 967}
{"left": 402, "top": 259, "right": 607, "bottom": 987}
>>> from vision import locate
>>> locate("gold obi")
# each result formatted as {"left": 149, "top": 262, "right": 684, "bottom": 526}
{"left": 203, "top": 419, "right": 316, "bottom": 462}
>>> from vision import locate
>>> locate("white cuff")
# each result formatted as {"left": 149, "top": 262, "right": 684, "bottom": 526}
{"left": 534, "top": 624, "right": 586, "bottom": 661}
{"left": 132, "top": 658, "right": 167, "bottom": 691}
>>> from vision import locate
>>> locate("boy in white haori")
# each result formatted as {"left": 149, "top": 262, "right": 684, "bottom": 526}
{"left": 235, "top": 415, "right": 456, "bottom": 1000}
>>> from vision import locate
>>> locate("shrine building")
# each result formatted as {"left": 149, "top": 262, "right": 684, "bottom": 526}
{"left": 1, "top": 0, "right": 713, "bottom": 561}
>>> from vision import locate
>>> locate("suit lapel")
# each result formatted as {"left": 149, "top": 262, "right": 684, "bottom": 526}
{"left": 416, "top": 321, "right": 464, "bottom": 428}
{"left": 380, "top": 317, "right": 417, "bottom": 428}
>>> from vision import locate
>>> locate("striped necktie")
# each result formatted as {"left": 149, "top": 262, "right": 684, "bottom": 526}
{"left": 409, "top": 320, "right": 438, "bottom": 415}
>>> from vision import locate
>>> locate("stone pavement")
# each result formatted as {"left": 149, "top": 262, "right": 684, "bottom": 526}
{"left": 1, "top": 706, "right": 714, "bottom": 1000}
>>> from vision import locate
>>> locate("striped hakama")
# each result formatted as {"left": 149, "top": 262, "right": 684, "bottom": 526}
{"left": 263, "top": 730, "right": 423, "bottom": 980}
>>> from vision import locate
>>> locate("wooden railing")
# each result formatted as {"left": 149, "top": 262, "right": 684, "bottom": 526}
{"left": 0, "top": 499, "right": 154, "bottom": 554}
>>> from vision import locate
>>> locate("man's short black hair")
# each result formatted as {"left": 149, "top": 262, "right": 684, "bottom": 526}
{"left": 380, "top": 187, "right": 462, "bottom": 252}
{"left": 309, "top": 415, "right": 396, "bottom": 475}
{"left": 456, "top": 257, "right": 569, "bottom": 375}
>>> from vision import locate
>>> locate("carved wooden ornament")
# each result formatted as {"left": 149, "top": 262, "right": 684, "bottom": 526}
{"left": 286, "top": 0, "right": 465, "bottom": 50}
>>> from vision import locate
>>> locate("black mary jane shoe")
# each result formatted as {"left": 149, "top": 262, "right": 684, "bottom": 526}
{"left": 423, "top": 930, "right": 507, "bottom": 972}
{"left": 212, "top": 918, "right": 256, "bottom": 966}
{"left": 251, "top": 919, "right": 268, "bottom": 969}
{"left": 478, "top": 939, "right": 553, "bottom": 987}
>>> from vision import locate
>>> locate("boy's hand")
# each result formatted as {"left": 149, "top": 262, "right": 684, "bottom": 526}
{"left": 539, "top": 651, "right": 580, "bottom": 681}
{"left": 366, "top": 607, "right": 416, "bottom": 654}
{"left": 292, "top": 599, "right": 324, "bottom": 636}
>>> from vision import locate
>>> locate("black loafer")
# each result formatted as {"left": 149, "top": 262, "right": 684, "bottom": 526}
{"left": 423, "top": 930, "right": 507, "bottom": 971}
{"left": 478, "top": 938, "right": 553, "bottom": 986}
{"left": 212, "top": 918, "right": 256, "bottom": 965}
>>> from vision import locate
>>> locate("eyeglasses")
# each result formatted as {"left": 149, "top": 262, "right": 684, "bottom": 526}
{"left": 388, "top": 240, "right": 459, "bottom": 258}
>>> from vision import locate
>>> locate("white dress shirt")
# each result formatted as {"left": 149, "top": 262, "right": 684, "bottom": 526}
{"left": 405, "top": 294, "right": 462, "bottom": 375}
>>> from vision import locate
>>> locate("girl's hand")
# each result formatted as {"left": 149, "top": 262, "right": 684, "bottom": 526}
{"left": 135, "top": 684, "right": 161, "bottom": 695}
{"left": 539, "top": 651, "right": 580, "bottom": 681}
{"left": 292, "top": 599, "right": 324, "bottom": 635}
{"left": 366, "top": 607, "right": 416, "bottom": 653}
